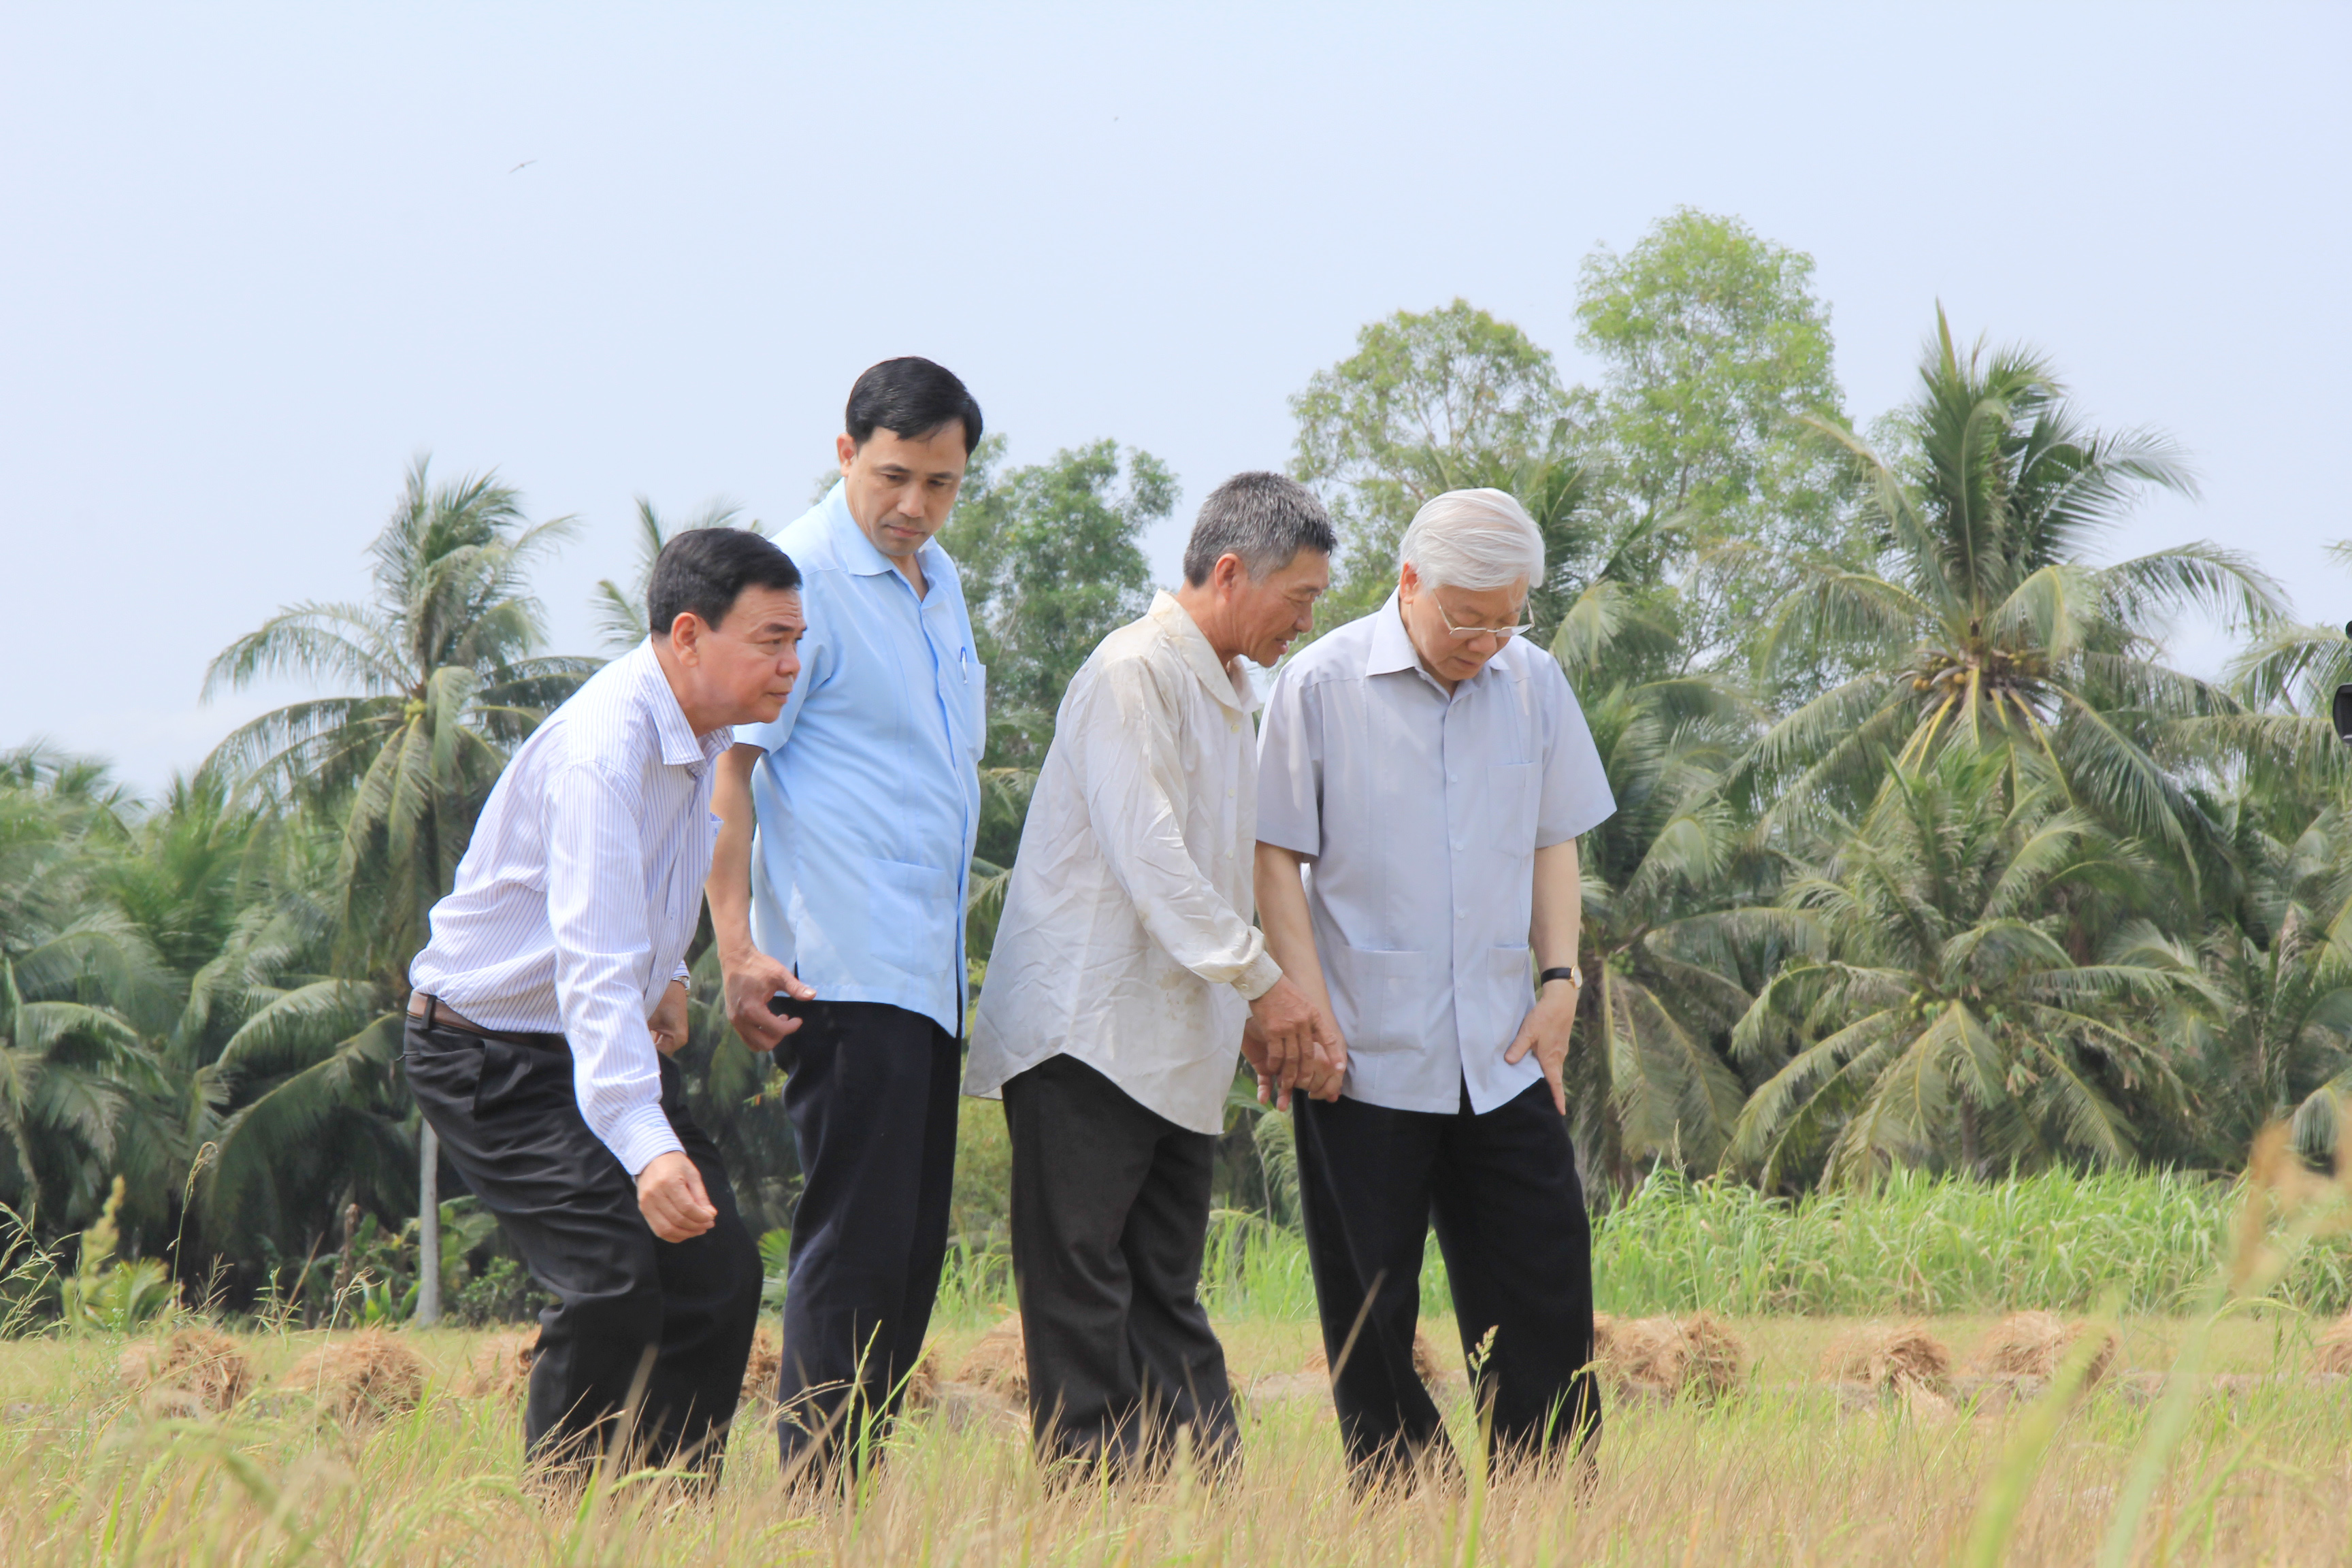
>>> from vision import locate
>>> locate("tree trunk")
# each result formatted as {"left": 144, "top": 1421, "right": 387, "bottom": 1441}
{"left": 1958, "top": 1097, "right": 1982, "bottom": 1179}
{"left": 416, "top": 1124, "right": 441, "bottom": 1325}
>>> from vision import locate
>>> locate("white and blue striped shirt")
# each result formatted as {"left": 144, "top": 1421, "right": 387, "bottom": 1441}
{"left": 410, "top": 640, "right": 731, "bottom": 1175}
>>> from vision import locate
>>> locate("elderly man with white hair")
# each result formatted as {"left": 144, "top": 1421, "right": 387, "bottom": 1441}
{"left": 1254, "top": 487, "right": 1616, "bottom": 1484}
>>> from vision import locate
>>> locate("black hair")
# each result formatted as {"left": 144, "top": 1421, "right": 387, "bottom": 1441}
{"left": 1181, "top": 472, "right": 1337, "bottom": 585}
{"left": 646, "top": 528, "right": 802, "bottom": 640}
{"left": 844, "top": 357, "right": 984, "bottom": 455}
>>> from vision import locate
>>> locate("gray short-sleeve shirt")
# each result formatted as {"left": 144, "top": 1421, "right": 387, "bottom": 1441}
{"left": 1256, "top": 593, "right": 1616, "bottom": 1115}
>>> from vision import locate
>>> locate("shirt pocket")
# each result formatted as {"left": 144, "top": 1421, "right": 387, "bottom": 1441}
{"left": 868, "top": 857, "right": 960, "bottom": 979}
{"left": 1327, "top": 944, "right": 1433, "bottom": 1057}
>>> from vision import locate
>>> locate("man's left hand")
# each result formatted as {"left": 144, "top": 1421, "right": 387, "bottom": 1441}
{"left": 1504, "top": 979, "right": 1580, "bottom": 1115}
{"left": 649, "top": 979, "right": 691, "bottom": 1056}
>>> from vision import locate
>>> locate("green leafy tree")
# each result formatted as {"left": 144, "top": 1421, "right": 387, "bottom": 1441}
{"left": 1744, "top": 312, "right": 2282, "bottom": 863}
{"left": 1730, "top": 745, "right": 2197, "bottom": 1185}
{"left": 1290, "top": 300, "right": 1592, "bottom": 630}
{"left": 1577, "top": 208, "right": 1855, "bottom": 675}
{"left": 941, "top": 437, "right": 1172, "bottom": 987}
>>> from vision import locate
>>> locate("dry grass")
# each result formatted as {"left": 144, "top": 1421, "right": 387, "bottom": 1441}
{"left": 1300, "top": 1326, "right": 1448, "bottom": 1384}
{"left": 1602, "top": 1311, "right": 1749, "bottom": 1402}
{"left": 1975, "top": 1309, "right": 2119, "bottom": 1388}
{"left": 2312, "top": 1312, "right": 2352, "bottom": 1374}
{"left": 116, "top": 1326, "right": 254, "bottom": 1415}
{"left": 10, "top": 1314, "right": 2352, "bottom": 1565}
{"left": 284, "top": 1327, "right": 425, "bottom": 1424}
{"left": 1820, "top": 1320, "right": 1953, "bottom": 1394}
{"left": 459, "top": 1328, "right": 536, "bottom": 1401}
{"left": 958, "top": 1311, "right": 1028, "bottom": 1401}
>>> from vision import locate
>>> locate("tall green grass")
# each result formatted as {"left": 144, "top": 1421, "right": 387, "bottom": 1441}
{"left": 928, "top": 1164, "right": 2352, "bottom": 1324}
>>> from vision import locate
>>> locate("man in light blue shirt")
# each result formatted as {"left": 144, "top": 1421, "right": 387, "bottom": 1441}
{"left": 705, "top": 357, "right": 985, "bottom": 1480}
{"left": 1255, "top": 488, "right": 1616, "bottom": 1486}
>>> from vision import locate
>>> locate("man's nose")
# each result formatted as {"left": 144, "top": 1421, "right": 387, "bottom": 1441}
{"left": 896, "top": 486, "right": 927, "bottom": 517}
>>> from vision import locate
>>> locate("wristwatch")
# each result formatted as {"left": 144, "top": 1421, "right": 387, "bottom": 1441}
{"left": 1538, "top": 965, "right": 1584, "bottom": 990}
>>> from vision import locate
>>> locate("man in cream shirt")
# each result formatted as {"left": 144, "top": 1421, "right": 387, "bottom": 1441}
{"left": 966, "top": 471, "right": 1338, "bottom": 1475}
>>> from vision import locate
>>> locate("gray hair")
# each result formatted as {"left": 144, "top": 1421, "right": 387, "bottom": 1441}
{"left": 1182, "top": 472, "right": 1337, "bottom": 586}
{"left": 1399, "top": 488, "right": 1546, "bottom": 593}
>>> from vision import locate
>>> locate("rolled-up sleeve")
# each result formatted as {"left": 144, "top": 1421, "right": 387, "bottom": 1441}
{"left": 1254, "top": 666, "right": 1323, "bottom": 859}
{"left": 542, "top": 761, "right": 683, "bottom": 1175}
{"left": 1535, "top": 662, "right": 1618, "bottom": 846}
{"left": 1079, "top": 657, "right": 1281, "bottom": 999}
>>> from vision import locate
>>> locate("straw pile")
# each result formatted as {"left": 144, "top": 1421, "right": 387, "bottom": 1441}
{"left": 1821, "top": 1322, "right": 1953, "bottom": 1395}
{"left": 958, "top": 1312, "right": 1029, "bottom": 1401}
{"left": 1603, "top": 1312, "right": 1749, "bottom": 1402}
{"left": 286, "top": 1328, "right": 425, "bottom": 1424}
{"left": 1301, "top": 1327, "right": 1446, "bottom": 1384}
{"left": 461, "top": 1329, "right": 538, "bottom": 1401}
{"left": 2313, "top": 1313, "right": 2352, "bottom": 1375}
{"left": 118, "top": 1326, "right": 255, "bottom": 1415}
{"left": 1976, "top": 1310, "right": 2117, "bottom": 1388}
{"left": 902, "top": 1344, "right": 942, "bottom": 1411}
{"left": 740, "top": 1325, "right": 782, "bottom": 1409}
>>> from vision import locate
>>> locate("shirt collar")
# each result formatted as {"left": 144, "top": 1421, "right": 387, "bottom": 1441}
{"left": 629, "top": 640, "right": 728, "bottom": 774}
{"left": 825, "top": 480, "right": 945, "bottom": 589}
{"left": 1151, "top": 591, "right": 1259, "bottom": 715}
{"left": 1363, "top": 589, "right": 1500, "bottom": 693}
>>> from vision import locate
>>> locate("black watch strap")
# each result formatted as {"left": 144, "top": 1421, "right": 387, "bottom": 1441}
{"left": 1538, "top": 965, "right": 1582, "bottom": 989}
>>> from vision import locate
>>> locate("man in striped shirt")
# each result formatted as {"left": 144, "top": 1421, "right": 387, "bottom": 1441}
{"left": 406, "top": 527, "right": 806, "bottom": 1484}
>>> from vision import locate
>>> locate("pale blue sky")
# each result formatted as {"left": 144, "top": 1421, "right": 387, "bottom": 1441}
{"left": 3, "top": 3, "right": 2346, "bottom": 791}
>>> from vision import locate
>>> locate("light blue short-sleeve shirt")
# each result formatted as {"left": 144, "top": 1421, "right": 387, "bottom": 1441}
{"left": 733, "top": 482, "right": 985, "bottom": 1036}
{"left": 1256, "top": 594, "right": 1615, "bottom": 1115}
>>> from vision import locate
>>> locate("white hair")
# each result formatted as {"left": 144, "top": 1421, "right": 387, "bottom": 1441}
{"left": 1397, "top": 487, "right": 1545, "bottom": 593}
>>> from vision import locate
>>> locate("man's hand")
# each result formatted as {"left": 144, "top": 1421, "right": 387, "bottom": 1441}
{"left": 1247, "top": 976, "right": 1322, "bottom": 1103}
{"left": 1242, "top": 1006, "right": 1348, "bottom": 1111}
{"left": 637, "top": 1150, "right": 717, "bottom": 1242}
{"left": 1505, "top": 979, "right": 1582, "bottom": 1115}
{"left": 720, "top": 947, "right": 815, "bottom": 1053}
{"left": 648, "top": 979, "right": 691, "bottom": 1056}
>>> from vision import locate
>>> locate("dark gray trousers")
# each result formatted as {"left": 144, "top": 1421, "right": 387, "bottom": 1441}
{"left": 775, "top": 1000, "right": 961, "bottom": 1477}
{"left": 1295, "top": 1077, "right": 1599, "bottom": 1482}
{"left": 402, "top": 1015, "right": 762, "bottom": 1481}
{"left": 1002, "top": 1053, "right": 1238, "bottom": 1476}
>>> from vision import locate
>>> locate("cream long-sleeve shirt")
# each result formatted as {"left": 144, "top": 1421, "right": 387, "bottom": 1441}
{"left": 966, "top": 591, "right": 1283, "bottom": 1133}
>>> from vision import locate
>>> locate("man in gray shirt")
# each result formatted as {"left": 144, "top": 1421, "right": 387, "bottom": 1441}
{"left": 1254, "top": 488, "right": 1616, "bottom": 1485}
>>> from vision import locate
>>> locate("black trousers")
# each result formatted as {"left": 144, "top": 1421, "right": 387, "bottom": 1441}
{"left": 1002, "top": 1054, "right": 1239, "bottom": 1475}
{"left": 402, "top": 1015, "right": 762, "bottom": 1480}
{"left": 775, "top": 1000, "right": 960, "bottom": 1475}
{"left": 1295, "top": 1077, "right": 1599, "bottom": 1480}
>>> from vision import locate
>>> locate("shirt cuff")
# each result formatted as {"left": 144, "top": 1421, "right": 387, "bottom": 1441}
{"left": 606, "top": 1104, "right": 685, "bottom": 1177}
{"left": 670, "top": 960, "right": 690, "bottom": 983}
{"left": 1234, "top": 949, "right": 1284, "bottom": 1002}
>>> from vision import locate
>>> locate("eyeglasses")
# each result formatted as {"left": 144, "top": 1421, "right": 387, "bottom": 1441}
{"left": 1431, "top": 594, "right": 1532, "bottom": 644}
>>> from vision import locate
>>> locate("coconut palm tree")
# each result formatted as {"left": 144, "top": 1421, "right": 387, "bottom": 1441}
{"left": 590, "top": 496, "right": 750, "bottom": 653}
{"left": 1744, "top": 311, "right": 2281, "bottom": 863}
{"left": 1729, "top": 744, "right": 2201, "bottom": 1186}
{"left": 1549, "top": 580, "right": 1764, "bottom": 1186}
{"left": 0, "top": 751, "right": 170, "bottom": 1232}
{"left": 200, "top": 459, "right": 591, "bottom": 1313}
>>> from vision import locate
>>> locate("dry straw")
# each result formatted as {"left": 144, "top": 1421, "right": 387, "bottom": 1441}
{"left": 1598, "top": 1313, "right": 1749, "bottom": 1402}
{"left": 2313, "top": 1313, "right": 2352, "bottom": 1375}
{"left": 1976, "top": 1310, "right": 2118, "bottom": 1388}
{"left": 958, "top": 1311, "right": 1029, "bottom": 1401}
{"left": 1822, "top": 1321, "right": 1953, "bottom": 1394}
{"left": 460, "top": 1329, "right": 538, "bottom": 1401}
{"left": 117, "top": 1326, "right": 255, "bottom": 1415}
{"left": 1301, "top": 1326, "right": 1447, "bottom": 1384}
{"left": 285, "top": 1328, "right": 425, "bottom": 1424}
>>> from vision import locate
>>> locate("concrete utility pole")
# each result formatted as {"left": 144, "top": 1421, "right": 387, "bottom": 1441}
{"left": 416, "top": 1124, "right": 441, "bottom": 1324}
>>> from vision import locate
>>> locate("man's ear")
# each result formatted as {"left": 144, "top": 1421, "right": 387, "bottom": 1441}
{"left": 836, "top": 433, "right": 858, "bottom": 476}
{"left": 1212, "top": 552, "right": 1248, "bottom": 595}
{"left": 668, "top": 612, "right": 706, "bottom": 666}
